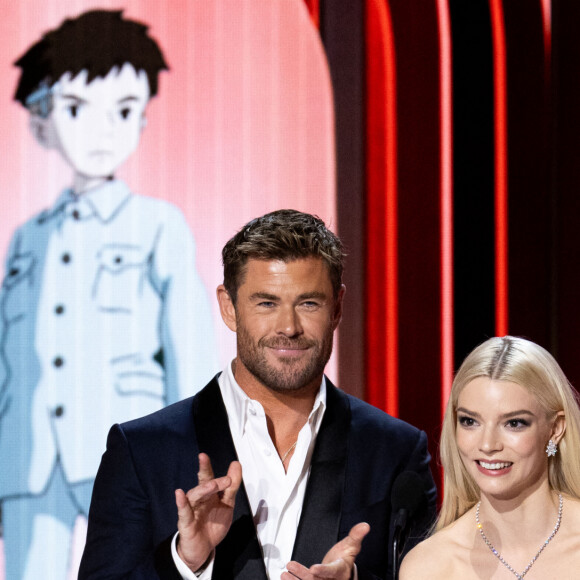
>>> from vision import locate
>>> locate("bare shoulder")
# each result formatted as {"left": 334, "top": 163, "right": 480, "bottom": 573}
{"left": 533, "top": 494, "right": 580, "bottom": 574}
{"left": 400, "top": 514, "right": 474, "bottom": 580}
{"left": 399, "top": 535, "right": 443, "bottom": 578}
{"left": 400, "top": 518, "right": 465, "bottom": 580}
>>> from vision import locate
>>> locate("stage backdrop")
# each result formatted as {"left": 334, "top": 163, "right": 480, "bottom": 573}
{"left": 0, "top": 1, "right": 336, "bottom": 578}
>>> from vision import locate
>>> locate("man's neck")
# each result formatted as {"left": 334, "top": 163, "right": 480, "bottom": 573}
{"left": 232, "top": 358, "right": 320, "bottom": 412}
{"left": 231, "top": 357, "right": 322, "bottom": 453}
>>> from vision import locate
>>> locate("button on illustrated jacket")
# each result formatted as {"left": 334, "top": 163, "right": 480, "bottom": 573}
{"left": 0, "top": 180, "right": 218, "bottom": 497}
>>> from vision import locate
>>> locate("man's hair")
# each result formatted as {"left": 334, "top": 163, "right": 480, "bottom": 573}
{"left": 14, "top": 9, "right": 168, "bottom": 111}
{"left": 222, "top": 209, "right": 345, "bottom": 304}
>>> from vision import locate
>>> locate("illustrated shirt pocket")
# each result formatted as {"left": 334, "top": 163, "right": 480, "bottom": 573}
{"left": 1, "top": 254, "right": 35, "bottom": 323}
{"left": 92, "top": 246, "right": 148, "bottom": 312}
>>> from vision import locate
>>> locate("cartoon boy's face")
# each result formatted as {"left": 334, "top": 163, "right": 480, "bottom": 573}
{"left": 33, "top": 63, "right": 149, "bottom": 181}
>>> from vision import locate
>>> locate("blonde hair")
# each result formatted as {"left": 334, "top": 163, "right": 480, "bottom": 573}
{"left": 436, "top": 336, "right": 580, "bottom": 531}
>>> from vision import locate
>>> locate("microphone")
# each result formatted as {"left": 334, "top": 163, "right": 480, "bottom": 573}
{"left": 391, "top": 471, "right": 427, "bottom": 580}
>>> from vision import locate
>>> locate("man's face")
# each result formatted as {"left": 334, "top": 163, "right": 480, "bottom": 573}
{"left": 47, "top": 63, "right": 149, "bottom": 179}
{"left": 224, "top": 257, "right": 343, "bottom": 395}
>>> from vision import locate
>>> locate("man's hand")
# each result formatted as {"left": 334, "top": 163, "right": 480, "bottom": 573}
{"left": 282, "top": 522, "right": 370, "bottom": 580}
{"left": 175, "top": 453, "right": 242, "bottom": 572}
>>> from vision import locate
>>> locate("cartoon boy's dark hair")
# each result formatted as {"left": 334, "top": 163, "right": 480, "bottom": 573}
{"left": 14, "top": 10, "right": 168, "bottom": 114}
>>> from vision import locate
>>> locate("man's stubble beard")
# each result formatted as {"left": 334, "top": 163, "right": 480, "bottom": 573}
{"left": 235, "top": 320, "right": 335, "bottom": 394}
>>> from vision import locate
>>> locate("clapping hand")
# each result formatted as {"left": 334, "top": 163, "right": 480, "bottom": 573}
{"left": 174, "top": 453, "right": 243, "bottom": 573}
{"left": 282, "top": 522, "right": 370, "bottom": 580}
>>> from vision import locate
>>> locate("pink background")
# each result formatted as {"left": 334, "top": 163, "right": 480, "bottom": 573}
{"left": 0, "top": 0, "right": 336, "bottom": 576}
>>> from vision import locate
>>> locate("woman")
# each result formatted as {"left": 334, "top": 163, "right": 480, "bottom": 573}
{"left": 400, "top": 336, "right": 580, "bottom": 579}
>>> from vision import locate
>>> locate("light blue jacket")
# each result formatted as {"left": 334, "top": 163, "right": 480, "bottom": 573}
{"left": 0, "top": 180, "right": 218, "bottom": 497}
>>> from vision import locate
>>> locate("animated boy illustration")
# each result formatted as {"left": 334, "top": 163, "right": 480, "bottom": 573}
{"left": 0, "top": 10, "right": 217, "bottom": 579}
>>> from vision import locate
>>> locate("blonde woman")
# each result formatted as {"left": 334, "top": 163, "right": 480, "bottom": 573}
{"left": 400, "top": 336, "right": 580, "bottom": 579}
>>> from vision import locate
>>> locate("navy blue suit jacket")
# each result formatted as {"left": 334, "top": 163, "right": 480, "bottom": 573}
{"left": 79, "top": 375, "right": 436, "bottom": 579}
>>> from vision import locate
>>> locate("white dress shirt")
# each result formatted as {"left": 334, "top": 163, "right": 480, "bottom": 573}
{"left": 173, "top": 361, "right": 327, "bottom": 579}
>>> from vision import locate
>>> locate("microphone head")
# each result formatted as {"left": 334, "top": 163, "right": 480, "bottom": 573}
{"left": 391, "top": 470, "right": 427, "bottom": 518}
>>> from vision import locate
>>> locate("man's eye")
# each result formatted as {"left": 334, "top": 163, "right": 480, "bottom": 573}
{"left": 68, "top": 105, "right": 79, "bottom": 118}
{"left": 258, "top": 301, "right": 275, "bottom": 308}
{"left": 119, "top": 107, "right": 131, "bottom": 120}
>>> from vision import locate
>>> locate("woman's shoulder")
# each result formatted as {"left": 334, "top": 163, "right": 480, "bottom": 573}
{"left": 400, "top": 510, "right": 476, "bottom": 579}
{"left": 535, "top": 493, "right": 580, "bottom": 574}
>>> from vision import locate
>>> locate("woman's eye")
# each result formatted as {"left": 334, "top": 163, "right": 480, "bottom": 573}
{"left": 507, "top": 419, "right": 529, "bottom": 429}
{"left": 68, "top": 104, "right": 79, "bottom": 118}
{"left": 120, "top": 107, "right": 131, "bottom": 120}
{"left": 458, "top": 416, "right": 476, "bottom": 427}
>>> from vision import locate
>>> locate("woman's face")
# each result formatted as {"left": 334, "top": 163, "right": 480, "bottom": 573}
{"left": 455, "top": 377, "right": 560, "bottom": 500}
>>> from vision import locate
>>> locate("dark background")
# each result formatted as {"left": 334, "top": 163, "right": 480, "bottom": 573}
{"left": 316, "top": 0, "right": 580, "bottom": 488}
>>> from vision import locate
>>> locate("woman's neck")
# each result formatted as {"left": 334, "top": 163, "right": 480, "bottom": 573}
{"left": 477, "top": 483, "right": 561, "bottom": 549}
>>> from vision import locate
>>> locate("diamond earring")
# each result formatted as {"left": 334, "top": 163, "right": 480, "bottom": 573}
{"left": 546, "top": 439, "right": 558, "bottom": 457}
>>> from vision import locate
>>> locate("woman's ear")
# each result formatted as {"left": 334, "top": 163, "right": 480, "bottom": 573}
{"left": 550, "top": 411, "right": 566, "bottom": 445}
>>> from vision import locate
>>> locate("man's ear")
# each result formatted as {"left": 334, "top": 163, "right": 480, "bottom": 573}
{"left": 217, "top": 285, "right": 237, "bottom": 332}
{"left": 29, "top": 115, "right": 58, "bottom": 149}
{"left": 332, "top": 284, "right": 346, "bottom": 330}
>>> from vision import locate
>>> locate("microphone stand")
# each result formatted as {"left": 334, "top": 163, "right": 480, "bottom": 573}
{"left": 389, "top": 470, "right": 428, "bottom": 580}
{"left": 392, "top": 509, "right": 408, "bottom": 580}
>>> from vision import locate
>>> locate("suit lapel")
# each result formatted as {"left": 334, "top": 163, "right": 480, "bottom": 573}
{"left": 193, "top": 379, "right": 268, "bottom": 580}
{"left": 291, "top": 381, "right": 350, "bottom": 566}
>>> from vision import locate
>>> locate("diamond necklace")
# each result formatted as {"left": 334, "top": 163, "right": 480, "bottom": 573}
{"left": 475, "top": 493, "right": 563, "bottom": 579}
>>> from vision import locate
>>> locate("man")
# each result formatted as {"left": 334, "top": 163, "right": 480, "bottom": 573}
{"left": 0, "top": 10, "right": 216, "bottom": 579}
{"left": 79, "top": 209, "right": 437, "bottom": 579}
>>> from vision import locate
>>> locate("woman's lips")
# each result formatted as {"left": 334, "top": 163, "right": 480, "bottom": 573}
{"left": 476, "top": 460, "right": 513, "bottom": 476}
